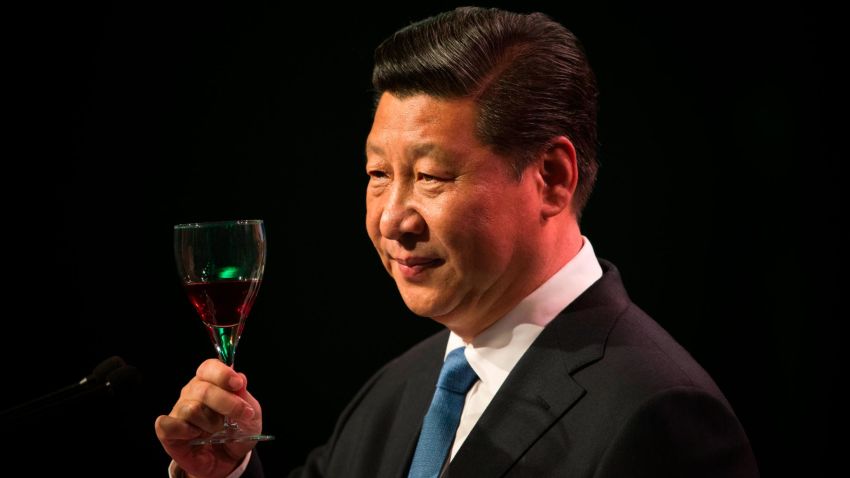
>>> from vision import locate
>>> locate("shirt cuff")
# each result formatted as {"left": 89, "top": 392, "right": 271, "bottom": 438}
{"left": 168, "top": 450, "right": 253, "bottom": 478}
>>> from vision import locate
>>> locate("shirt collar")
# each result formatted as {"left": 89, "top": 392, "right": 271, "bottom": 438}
{"left": 445, "top": 236, "right": 603, "bottom": 395}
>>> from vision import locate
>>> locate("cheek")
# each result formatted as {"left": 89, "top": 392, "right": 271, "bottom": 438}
{"left": 438, "top": 201, "right": 499, "bottom": 255}
{"left": 365, "top": 198, "right": 381, "bottom": 242}
{"left": 448, "top": 198, "right": 519, "bottom": 264}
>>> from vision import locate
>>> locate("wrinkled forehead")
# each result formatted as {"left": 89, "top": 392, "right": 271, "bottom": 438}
{"left": 366, "top": 92, "right": 482, "bottom": 156}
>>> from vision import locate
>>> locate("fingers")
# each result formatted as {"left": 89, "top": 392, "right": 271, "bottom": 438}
{"left": 175, "top": 382, "right": 254, "bottom": 432}
{"left": 170, "top": 399, "right": 226, "bottom": 434}
{"left": 196, "top": 359, "right": 245, "bottom": 392}
{"left": 155, "top": 414, "right": 202, "bottom": 442}
{"left": 155, "top": 360, "right": 262, "bottom": 456}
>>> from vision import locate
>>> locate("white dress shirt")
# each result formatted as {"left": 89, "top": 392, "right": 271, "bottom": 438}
{"left": 171, "top": 238, "right": 601, "bottom": 477}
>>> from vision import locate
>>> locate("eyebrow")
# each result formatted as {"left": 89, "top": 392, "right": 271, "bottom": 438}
{"left": 365, "top": 142, "right": 444, "bottom": 161}
{"left": 365, "top": 143, "right": 383, "bottom": 157}
{"left": 409, "top": 143, "right": 437, "bottom": 159}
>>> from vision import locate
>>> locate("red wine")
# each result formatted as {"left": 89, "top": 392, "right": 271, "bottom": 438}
{"left": 184, "top": 279, "right": 260, "bottom": 327}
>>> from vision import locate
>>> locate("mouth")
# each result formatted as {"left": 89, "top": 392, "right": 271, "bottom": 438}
{"left": 391, "top": 255, "right": 444, "bottom": 279}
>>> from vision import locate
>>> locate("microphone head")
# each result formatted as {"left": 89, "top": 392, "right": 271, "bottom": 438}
{"left": 105, "top": 365, "right": 142, "bottom": 399}
{"left": 89, "top": 356, "right": 126, "bottom": 383}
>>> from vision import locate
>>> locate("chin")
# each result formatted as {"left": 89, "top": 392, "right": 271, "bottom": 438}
{"left": 398, "top": 288, "right": 454, "bottom": 319}
{"left": 399, "top": 295, "right": 437, "bottom": 317}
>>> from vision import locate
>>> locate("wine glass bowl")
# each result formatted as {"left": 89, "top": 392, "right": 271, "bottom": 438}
{"left": 174, "top": 219, "right": 273, "bottom": 445}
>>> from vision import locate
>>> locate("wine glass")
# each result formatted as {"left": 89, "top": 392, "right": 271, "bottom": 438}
{"left": 174, "top": 219, "right": 274, "bottom": 445}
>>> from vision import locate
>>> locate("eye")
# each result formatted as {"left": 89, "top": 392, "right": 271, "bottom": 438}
{"left": 368, "top": 169, "right": 388, "bottom": 179}
{"left": 417, "top": 172, "right": 443, "bottom": 182}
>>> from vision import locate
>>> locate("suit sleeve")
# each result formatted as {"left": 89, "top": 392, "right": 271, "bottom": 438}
{"left": 231, "top": 445, "right": 330, "bottom": 478}
{"left": 240, "top": 451, "right": 265, "bottom": 478}
{"left": 593, "top": 386, "right": 759, "bottom": 478}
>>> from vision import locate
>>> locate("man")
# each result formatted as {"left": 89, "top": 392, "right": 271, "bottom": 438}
{"left": 156, "top": 7, "right": 758, "bottom": 477}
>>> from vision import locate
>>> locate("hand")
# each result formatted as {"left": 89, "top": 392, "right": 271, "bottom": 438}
{"left": 155, "top": 359, "right": 263, "bottom": 478}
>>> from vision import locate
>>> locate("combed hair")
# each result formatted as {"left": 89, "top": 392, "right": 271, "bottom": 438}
{"left": 372, "top": 7, "right": 599, "bottom": 215}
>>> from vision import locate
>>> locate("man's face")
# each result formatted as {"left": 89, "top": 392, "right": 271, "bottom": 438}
{"left": 365, "top": 93, "right": 543, "bottom": 334}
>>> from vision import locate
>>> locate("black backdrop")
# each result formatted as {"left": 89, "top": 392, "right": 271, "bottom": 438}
{"left": 4, "top": 1, "right": 843, "bottom": 476}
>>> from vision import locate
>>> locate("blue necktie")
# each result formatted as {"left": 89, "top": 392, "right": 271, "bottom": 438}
{"left": 408, "top": 347, "right": 479, "bottom": 478}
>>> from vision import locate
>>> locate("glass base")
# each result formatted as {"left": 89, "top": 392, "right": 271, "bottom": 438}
{"left": 190, "top": 429, "right": 275, "bottom": 446}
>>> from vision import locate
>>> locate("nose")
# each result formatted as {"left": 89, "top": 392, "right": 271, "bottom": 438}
{"left": 379, "top": 187, "right": 426, "bottom": 241}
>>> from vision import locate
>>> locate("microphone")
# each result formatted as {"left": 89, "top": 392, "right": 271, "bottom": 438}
{"left": 1, "top": 355, "right": 140, "bottom": 421}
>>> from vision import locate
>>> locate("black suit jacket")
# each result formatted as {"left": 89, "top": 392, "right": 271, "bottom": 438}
{"left": 254, "top": 260, "right": 757, "bottom": 477}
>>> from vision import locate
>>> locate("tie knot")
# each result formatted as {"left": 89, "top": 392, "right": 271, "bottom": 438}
{"left": 437, "top": 347, "right": 478, "bottom": 394}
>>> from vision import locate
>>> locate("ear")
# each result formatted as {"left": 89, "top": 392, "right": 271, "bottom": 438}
{"left": 538, "top": 136, "right": 578, "bottom": 219}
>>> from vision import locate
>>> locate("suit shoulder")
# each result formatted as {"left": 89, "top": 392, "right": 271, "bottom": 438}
{"left": 333, "top": 328, "right": 447, "bottom": 408}
{"left": 579, "top": 303, "right": 728, "bottom": 407}
{"left": 377, "top": 329, "right": 448, "bottom": 381}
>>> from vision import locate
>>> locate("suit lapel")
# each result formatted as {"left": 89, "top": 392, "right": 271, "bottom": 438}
{"left": 378, "top": 331, "right": 447, "bottom": 478}
{"left": 447, "top": 262, "right": 630, "bottom": 477}
{"left": 446, "top": 329, "right": 585, "bottom": 477}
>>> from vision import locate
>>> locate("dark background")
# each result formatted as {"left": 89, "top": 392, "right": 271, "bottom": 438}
{"left": 3, "top": 1, "right": 843, "bottom": 476}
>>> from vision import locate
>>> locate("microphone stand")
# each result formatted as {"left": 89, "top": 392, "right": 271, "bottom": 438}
{"left": 0, "top": 356, "right": 137, "bottom": 421}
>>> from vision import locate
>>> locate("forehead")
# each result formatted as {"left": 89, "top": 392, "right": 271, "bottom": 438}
{"left": 366, "top": 93, "right": 481, "bottom": 155}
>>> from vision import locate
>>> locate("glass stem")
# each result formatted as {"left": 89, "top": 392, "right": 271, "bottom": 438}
{"left": 208, "top": 321, "right": 244, "bottom": 433}
{"left": 224, "top": 416, "right": 239, "bottom": 431}
{"left": 218, "top": 335, "right": 240, "bottom": 432}
{"left": 224, "top": 357, "right": 240, "bottom": 432}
